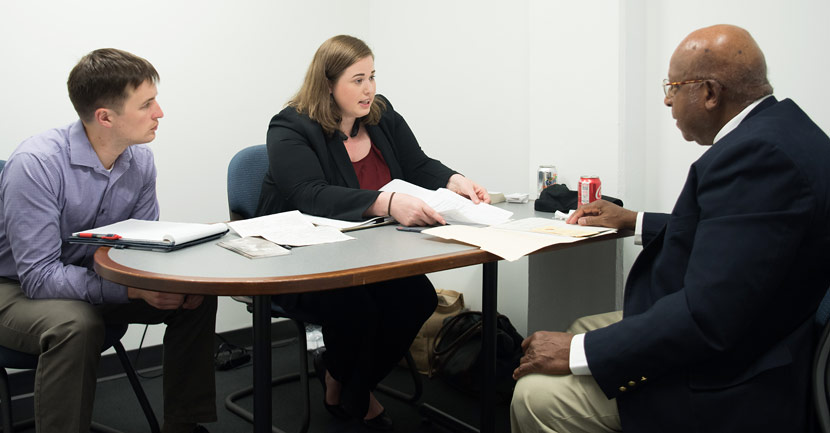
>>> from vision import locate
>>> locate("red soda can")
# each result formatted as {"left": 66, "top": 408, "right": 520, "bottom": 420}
{"left": 578, "top": 176, "right": 601, "bottom": 208}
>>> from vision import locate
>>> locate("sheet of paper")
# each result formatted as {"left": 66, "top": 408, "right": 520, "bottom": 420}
{"left": 380, "top": 179, "right": 512, "bottom": 225}
{"left": 227, "top": 211, "right": 311, "bottom": 237}
{"left": 492, "top": 218, "right": 616, "bottom": 238}
{"left": 260, "top": 226, "right": 352, "bottom": 247}
{"left": 423, "top": 225, "right": 582, "bottom": 262}
{"left": 227, "top": 210, "right": 354, "bottom": 246}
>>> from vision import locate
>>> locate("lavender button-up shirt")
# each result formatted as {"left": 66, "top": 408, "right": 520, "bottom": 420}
{"left": 0, "top": 120, "right": 159, "bottom": 303}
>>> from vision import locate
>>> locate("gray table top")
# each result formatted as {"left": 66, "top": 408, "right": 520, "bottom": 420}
{"left": 94, "top": 201, "right": 626, "bottom": 295}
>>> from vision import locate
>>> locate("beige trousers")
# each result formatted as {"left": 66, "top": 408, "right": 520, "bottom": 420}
{"left": 511, "top": 311, "right": 623, "bottom": 433}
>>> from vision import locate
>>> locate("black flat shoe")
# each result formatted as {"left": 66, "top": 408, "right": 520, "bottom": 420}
{"left": 363, "top": 410, "right": 393, "bottom": 431}
{"left": 313, "top": 351, "right": 352, "bottom": 420}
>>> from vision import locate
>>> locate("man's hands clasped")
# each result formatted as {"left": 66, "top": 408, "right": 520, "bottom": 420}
{"left": 127, "top": 287, "right": 204, "bottom": 310}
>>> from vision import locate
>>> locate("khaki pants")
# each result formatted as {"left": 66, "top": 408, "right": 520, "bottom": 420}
{"left": 0, "top": 278, "right": 217, "bottom": 433}
{"left": 511, "top": 311, "right": 623, "bottom": 433}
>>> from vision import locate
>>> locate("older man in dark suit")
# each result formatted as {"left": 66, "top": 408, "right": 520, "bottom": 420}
{"left": 511, "top": 24, "right": 830, "bottom": 433}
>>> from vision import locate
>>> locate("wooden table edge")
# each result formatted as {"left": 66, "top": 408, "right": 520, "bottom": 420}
{"left": 93, "top": 229, "right": 632, "bottom": 296}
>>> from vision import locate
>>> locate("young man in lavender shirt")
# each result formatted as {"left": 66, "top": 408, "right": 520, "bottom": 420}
{"left": 0, "top": 49, "right": 216, "bottom": 433}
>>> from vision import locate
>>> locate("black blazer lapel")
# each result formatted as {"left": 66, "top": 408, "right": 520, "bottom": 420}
{"left": 325, "top": 134, "right": 361, "bottom": 188}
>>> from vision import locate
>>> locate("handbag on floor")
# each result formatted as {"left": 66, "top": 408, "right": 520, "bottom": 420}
{"left": 433, "top": 310, "right": 524, "bottom": 401}
{"left": 406, "top": 288, "right": 466, "bottom": 376}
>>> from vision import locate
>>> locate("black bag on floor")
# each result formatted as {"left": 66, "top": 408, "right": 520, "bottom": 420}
{"left": 432, "top": 311, "right": 524, "bottom": 401}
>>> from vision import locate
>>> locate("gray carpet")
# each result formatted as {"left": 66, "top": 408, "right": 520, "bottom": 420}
{"left": 9, "top": 329, "right": 510, "bottom": 433}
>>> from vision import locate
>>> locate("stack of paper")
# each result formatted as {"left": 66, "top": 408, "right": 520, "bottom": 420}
{"left": 380, "top": 179, "right": 513, "bottom": 225}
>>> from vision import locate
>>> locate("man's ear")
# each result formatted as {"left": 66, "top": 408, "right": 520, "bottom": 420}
{"left": 94, "top": 108, "right": 114, "bottom": 128}
{"left": 703, "top": 80, "right": 724, "bottom": 111}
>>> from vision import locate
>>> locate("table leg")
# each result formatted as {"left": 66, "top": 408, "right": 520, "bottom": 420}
{"left": 253, "top": 295, "right": 272, "bottom": 433}
{"left": 420, "top": 261, "right": 499, "bottom": 433}
{"left": 480, "top": 261, "right": 497, "bottom": 433}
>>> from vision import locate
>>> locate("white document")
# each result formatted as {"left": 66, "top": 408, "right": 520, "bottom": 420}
{"left": 379, "top": 179, "right": 512, "bottom": 226}
{"left": 226, "top": 210, "right": 354, "bottom": 247}
{"left": 73, "top": 219, "right": 228, "bottom": 245}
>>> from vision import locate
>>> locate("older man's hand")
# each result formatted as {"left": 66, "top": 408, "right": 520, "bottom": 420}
{"left": 566, "top": 200, "right": 637, "bottom": 230}
{"left": 512, "top": 331, "right": 574, "bottom": 380}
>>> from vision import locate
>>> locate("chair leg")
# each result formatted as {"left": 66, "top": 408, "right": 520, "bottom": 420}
{"left": 224, "top": 319, "right": 311, "bottom": 433}
{"left": 0, "top": 369, "right": 13, "bottom": 433}
{"left": 294, "top": 320, "right": 310, "bottom": 433}
{"left": 1, "top": 342, "right": 159, "bottom": 433}
{"left": 113, "top": 341, "right": 160, "bottom": 433}
{"left": 376, "top": 350, "right": 423, "bottom": 404}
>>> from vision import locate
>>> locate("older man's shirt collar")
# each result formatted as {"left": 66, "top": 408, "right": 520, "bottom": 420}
{"left": 713, "top": 95, "right": 773, "bottom": 145}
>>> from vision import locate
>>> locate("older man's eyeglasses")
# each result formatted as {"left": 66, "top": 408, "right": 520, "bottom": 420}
{"left": 662, "top": 79, "right": 706, "bottom": 98}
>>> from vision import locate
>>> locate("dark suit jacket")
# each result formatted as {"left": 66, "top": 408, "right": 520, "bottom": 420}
{"left": 585, "top": 97, "right": 830, "bottom": 432}
{"left": 256, "top": 95, "right": 457, "bottom": 220}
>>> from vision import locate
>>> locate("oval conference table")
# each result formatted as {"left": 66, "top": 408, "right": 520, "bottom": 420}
{"left": 94, "top": 211, "right": 631, "bottom": 433}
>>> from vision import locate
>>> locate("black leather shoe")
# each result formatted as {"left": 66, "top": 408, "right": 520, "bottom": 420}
{"left": 363, "top": 410, "right": 393, "bottom": 431}
{"left": 192, "top": 426, "right": 210, "bottom": 433}
{"left": 313, "top": 351, "right": 352, "bottom": 420}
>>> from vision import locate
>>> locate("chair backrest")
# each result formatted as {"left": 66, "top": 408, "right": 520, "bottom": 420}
{"left": 227, "top": 145, "right": 268, "bottom": 221}
{"left": 814, "top": 288, "right": 830, "bottom": 432}
{"left": 818, "top": 290, "right": 830, "bottom": 328}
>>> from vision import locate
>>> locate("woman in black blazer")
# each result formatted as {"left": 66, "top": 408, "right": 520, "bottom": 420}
{"left": 256, "top": 35, "right": 489, "bottom": 430}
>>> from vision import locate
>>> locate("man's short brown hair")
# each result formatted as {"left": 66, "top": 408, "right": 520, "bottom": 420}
{"left": 67, "top": 48, "right": 159, "bottom": 121}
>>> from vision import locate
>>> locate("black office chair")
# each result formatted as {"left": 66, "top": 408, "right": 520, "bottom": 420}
{"left": 224, "top": 145, "right": 423, "bottom": 433}
{"left": 814, "top": 288, "right": 830, "bottom": 432}
{"left": 0, "top": 324, "right": 160, "bottom": 433}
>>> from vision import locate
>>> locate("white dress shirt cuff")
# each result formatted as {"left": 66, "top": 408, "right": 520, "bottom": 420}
{"left": 634, "top": 211, "right": 645, "bottom": 245}
{"left": 569, "top": 333, "right": 592, "bottom": 375}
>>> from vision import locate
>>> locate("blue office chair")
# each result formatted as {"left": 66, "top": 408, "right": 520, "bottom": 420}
{"left": 224, "top": 145, "right": 422, "bottom": 433}
{"left": 814, "top": 288, "right": 830, "bottom": 432}
{"left": 0, "top": 324, "right": 160, "bottom": 433}
{"left": 0, "top": 159, "right": 159, "bottom": 433}
{"left": 226, "top": 145, "right": 268, "bottom": 221}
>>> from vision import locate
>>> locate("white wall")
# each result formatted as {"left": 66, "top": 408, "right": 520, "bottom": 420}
{"left": 1, "top": 0, "right": 829, "bottom": 348}
{"left": 0, "top": 0, "right": 378, "bottom": 348}
{"left": 640, "top": 0, "right": 830, "bottom": 212}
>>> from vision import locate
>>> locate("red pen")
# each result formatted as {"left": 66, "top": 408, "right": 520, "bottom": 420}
{"left": 77, "top": 233, "right": 122, "bottom": 240}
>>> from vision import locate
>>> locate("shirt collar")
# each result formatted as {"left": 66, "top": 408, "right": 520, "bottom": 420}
{"left": 713, "top": 95, "right": 773, "bottom": 144}
{"left": 68, "top": 120, "right": 132, "bottom": 172}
